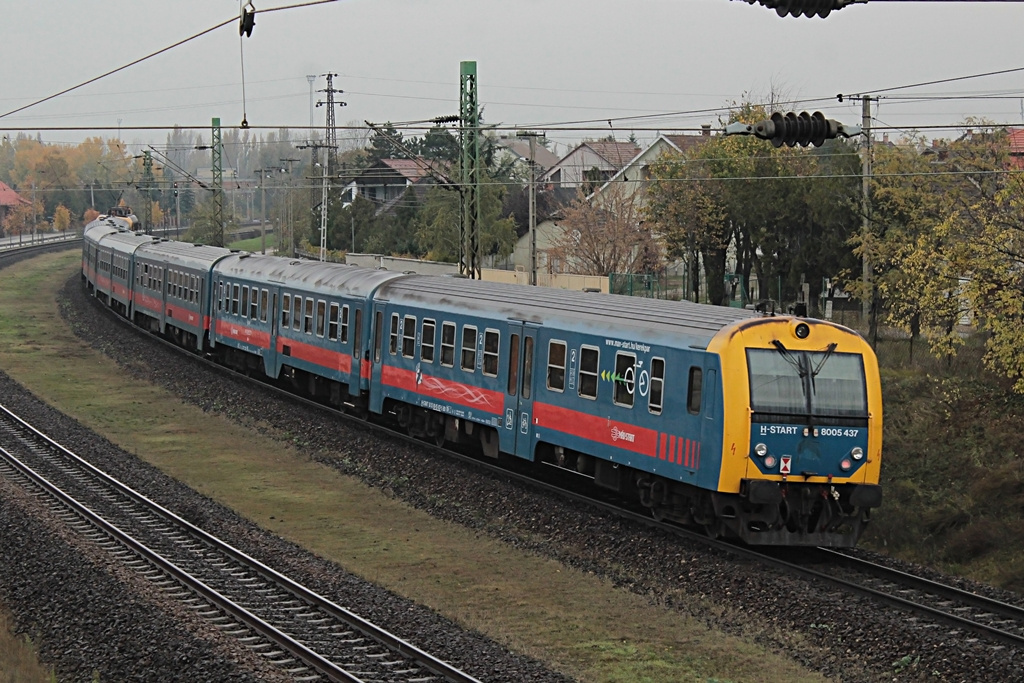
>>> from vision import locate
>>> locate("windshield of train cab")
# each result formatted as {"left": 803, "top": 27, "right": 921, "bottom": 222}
{"left": 746, "top": 348, "right": 868, "bottom": 421}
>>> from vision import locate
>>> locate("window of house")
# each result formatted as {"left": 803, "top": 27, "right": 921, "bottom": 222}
{"left": 578, "top": 345, "right": 599, "bottom": 399}
{"left": 483, "top": 329, "right": 499, "bottom": 377}
{"left": 440, "top": 322, "right": 456, "bottom": 367}
{"left": 461, "top": 326, "right": 477, "bottom": 372}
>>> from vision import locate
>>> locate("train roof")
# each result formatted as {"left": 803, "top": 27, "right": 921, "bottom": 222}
{"left": 93, "top": 227, "right": 161, "bottom": 255}
{"left": 215, "top": 254, "right": 409, "bottom": 296}
{"left": 377, "top": 275, "right": 759, "bottom": 348}
{"left": 136, "top": 239, "right": 234, "bottom": 270}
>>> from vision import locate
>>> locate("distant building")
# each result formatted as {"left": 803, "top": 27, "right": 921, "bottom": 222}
{"left": 343, "top": 158, "right": 446, "bottom": 216}
{"left": 539, "top": 140, "right": 641, "bottom": 189}
{"left": 0, "top": 181, "right": 30, "bottom": 227}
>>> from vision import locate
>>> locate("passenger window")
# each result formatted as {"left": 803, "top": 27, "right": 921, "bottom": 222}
{"left": 402, "top": 316, "right": 416, "bottom": 358}
{"left": 547, "top": 341, "right": 566, "bottom": 391}
{"left": 389, "top": 313, "right": 399, "bottom": 355}
{"left": 260, "top": 289, "right": 269, "bottom": 323}
{"left": 328, "top": 303, "right": 339, "bottom": 341}
{"left": 304, "top": 298, "right": 314, "bottom": 334}
{"left": 232, "top": 284, "right": 240, "bottom": 315}
{"left": 507, "top": 334, "right": 520, "bottom": 396}
{"left": 191, "top": 275, "right": 198, "bottom": 303}
{"left": 687, "top": 367, "right": 703, "bottom": 415}
{"left": 613, "top": 353, "right": 635, "bottom": 408}
{"left": 440, "top": 322, "right": 456, "bottom": 367}
{"left": 578, "top": 346, "right": 599, "bottom": 399}
{"left": 421, "top": 319, "right": 436, "bottom": 363}
{"left": 374, "top": 311, "right": 384, "bottom": 363}
{"left": 218, "top": 282, "right": 224, "bottom": 311}
{"left": 292, "top": 296, "right": 302, "bottom": 330}
{"left": 649, "top": 358, "right": 665, "bottom": 415}
{"left": 461, "top": 326, "right": 477, "bottom": 372}
{"left": 250, "top": 289, "right": 259, "bottom": 319}
{"left": 241, "top": 287, "right": 250, "bottom": 319}
{"left": 341, "top": 305, "right": 350, "bottom": 343}
{"left": 522, "top": 336, "right": 534, "bottom": 399}
{"left": 354, "top": 309, "right": 363, "bottom": 358}
{"left": 316, "top": 300, "right": 326, "bottom": 337}
{"left": 483, "top": 329, "right": 499, "bottom": 377}
{"left": 281, "top": 294, "right": 291, "bottom": 328}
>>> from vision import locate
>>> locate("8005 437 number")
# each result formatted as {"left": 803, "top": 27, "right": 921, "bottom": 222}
{"left": 819, "top": 427, "right": 860, "bottom": 438}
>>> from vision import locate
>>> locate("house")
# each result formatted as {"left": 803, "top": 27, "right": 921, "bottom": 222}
{"left": 0, "top": 181, "right": 30, "bottom": 227}
{"left": 1008, "top": 128, "right": 1024, "bottom": 169}
{"left": 494, "top": 136, "right": 561, "bottom": 175}
{"left": 591, "top": 129, "right": 713, "bottom": 206}
{"left": 539, "top": 140, "right": 641, "bottom": 189}
{"left": 344, "top": 158, "right": 446, "bottom": 216}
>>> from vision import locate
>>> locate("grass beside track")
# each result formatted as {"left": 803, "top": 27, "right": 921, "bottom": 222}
{"left": 0, "top": 603, "right": 53, "bottom": 683}
{"left": 0, "top": 252, "right": 828, "bottom": 683}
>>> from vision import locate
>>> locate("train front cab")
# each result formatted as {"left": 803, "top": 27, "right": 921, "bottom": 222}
{"left": 709, "top": 317, "right": 883, "bottom": 547}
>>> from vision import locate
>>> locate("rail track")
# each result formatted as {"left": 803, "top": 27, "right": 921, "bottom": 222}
{"left": 0, "top": 401, "right": 481, "bottom": 683}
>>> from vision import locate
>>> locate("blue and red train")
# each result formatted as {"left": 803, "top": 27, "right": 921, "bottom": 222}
{"left": 81, "top": 212, "right": 883, "bottom": 546}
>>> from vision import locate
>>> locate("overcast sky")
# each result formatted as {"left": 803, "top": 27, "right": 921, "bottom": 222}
{"left": 3, "top": 0, "right": 1023, "bottom": 156}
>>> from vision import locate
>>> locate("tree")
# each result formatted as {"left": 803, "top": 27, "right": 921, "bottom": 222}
{"left": 549, "top": 185, "right": 659, "bottom": 276}
{"left": 414, "top": 175, "right": 517, "bottom": 263}
{"left": 53, "top": 204, "right": 71, "bottom": 232}
{"left": 186, "top": 195, "right": 238, "bottom": 246}
{"left": 366, "top": 124, "right": 407, "bottom": 163}
{"left": 416, "top": 126, "right": 459, "bottom": 163}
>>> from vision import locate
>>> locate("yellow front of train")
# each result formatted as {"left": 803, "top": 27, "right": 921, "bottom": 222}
{"left": 708, "top": 316, "right": 882, "bottom": 546}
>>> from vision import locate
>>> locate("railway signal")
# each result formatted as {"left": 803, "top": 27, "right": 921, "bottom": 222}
{"left": 724, "top": 111, "right": 862, "bottom": 148}
{"left": 740, "top": 0, "right": 864, "bottom": 18}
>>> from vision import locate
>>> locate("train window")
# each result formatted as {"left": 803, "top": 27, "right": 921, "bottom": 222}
{"left": 483, "top": 329, "right": 499, "bottom": 377}
{"left": 241, "top": 287, "right": 250, "bottom": 319}
{"left": 341, "top": 305, "right": 350, "bottom": 344}
{"left": 328, "top": 303, "right": 339, "bottom": 341}
{"left": 218, "top": 282, "right": 224, "bottom": 311}
{"left": 260, "top": 289, "right": 269, "bottom": 323}
{"left": 578, "top": 346, "right": 599, "bottom": 399}
{"left": 304, "top": 298, "right": 314, "bottom": 335}
{"left": 421, "top": 319, "right": 435, "bottom": 363}
{"left": 199, "top": 278, "right": 204, "bottom": 304}
{"left": 613, "top": 353, "right": 635, "bottom": 408}
{"left": 649, "top": 357, "right": 665, "bottom": 415}
{"left": 316, "top": 300, "right": 327, "bottom": 338}
{"left": 281, "top": 294, "right": 291, "bottom": 328}
{"left": 461, "top": 326, "right": 477, "bottom": 372}
{"left": 507, "top": 334, "right": 520, "bottom": 396}
{"left": 353, "top": 309, "right": 363, "bottom": 359}
{"left": 232, "top": 284, "right": 240, "bottom": 315}
{"left": 522, "top": 336, "right": 534, "bottom": 399}
{"left": 402, "top": 316, "right": 416, "bottom": 358}
{"left": 292, "top": 296, "right": 302, "bottom": 331}
{"left": 547, "top": 341, "right": 566, "bottom": 392}
{"left": 389, "top": 314, "right": 399, "bottom": 355}
{"left": 440, "top": 322, "right": 456, "bottom": 367}
{"left": 251, "top": 289, "right": 260, "bottom": 319}
{"left": 189, "top": 275, "right": 196, "bottom": 303}
{"left": 374, "top": 311, "right": 384, "bottom": 363}
{"left": 687, "top": 367, "right": 703, "bottom": 415}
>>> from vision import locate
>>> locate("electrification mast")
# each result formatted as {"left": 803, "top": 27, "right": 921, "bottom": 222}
{"left": 459, "top": 61, "right": 480, "bottom": 278}
{"left": 211, "top": 117, "right": 224, "bottom": 247}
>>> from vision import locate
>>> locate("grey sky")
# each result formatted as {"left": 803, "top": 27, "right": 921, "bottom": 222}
{"left": 3, "top": 0, "right": 1023, "bottom": 155}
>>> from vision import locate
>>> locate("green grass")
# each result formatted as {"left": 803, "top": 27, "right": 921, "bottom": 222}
{"left": 227, "top": 235, "right": 274, "bottom": 252}
{"left": 0, "top": 252, "right": 831, "bottom": 682}
{"left": 0, "top": 606, "right": 53, "bottom": 683}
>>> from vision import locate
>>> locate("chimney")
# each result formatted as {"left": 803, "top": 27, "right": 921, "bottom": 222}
{"left": 701, "top": 124, "right": 711, "bottom": 136}
{"left": 882, "top": 133, "right": 889, "bottom": 144}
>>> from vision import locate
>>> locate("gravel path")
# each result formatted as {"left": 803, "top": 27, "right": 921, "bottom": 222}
{"left": 2, "top": 272, "right": 1023, "bottom": 681}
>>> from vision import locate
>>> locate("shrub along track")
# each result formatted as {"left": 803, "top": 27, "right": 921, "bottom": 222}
{"left": 3, "top": 251, "right": 1023, "bottom": 681}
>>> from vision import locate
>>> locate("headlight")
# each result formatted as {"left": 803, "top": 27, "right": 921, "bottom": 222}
{"left": 851, "top": 447, "right": 864, "bottom": 461}
{"left": 794, "top": 322, "right": 810, "bottom": 339}
{"left": 754, "top": 443, "right": 768, "bottom": 457}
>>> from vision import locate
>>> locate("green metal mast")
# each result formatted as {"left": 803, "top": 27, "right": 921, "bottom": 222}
{"left": 141, "top": 150, "right": 155, "bottom": 234}
{"left": 459, "top": 61, "right": 480, "bottom": 278}
{"left": 211, "top": 117, "right": 224, "bottom": 247}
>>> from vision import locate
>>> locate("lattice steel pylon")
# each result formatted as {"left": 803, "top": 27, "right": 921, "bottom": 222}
{"left": 459, "top": 61, "right": 480, "bottom": 279}
{"left": 211, "top": 117, "right": 224, "bottom": 247}
{"left": 314, "top": 74, "right": 345, "bottom": 261}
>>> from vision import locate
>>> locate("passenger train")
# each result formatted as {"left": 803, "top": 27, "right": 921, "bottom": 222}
{"left": 81, "top": 211, "right": 883, "bottom": 547}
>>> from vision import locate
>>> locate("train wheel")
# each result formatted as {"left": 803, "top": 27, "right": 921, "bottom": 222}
{"left": 703, "top": 519, "right": 722, "bottom": 539}
{"left": 480, "top": 427, "right": 500, "bottom": 459}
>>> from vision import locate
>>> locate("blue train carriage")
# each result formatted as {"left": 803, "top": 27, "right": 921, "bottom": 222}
{"left": 210, "top": 255, "right": 407, "bottom": 408}
{"left": 131, "top": 239, "right": 233, "bottom": 351}
{"left": 84, "top": 222, "right": 158, "bottom": 319}
{"left": 82, "top": 219, "right": 123, "bottom": 291}
{"left": 709, "top": 316, "right": 883, "bottom": 546}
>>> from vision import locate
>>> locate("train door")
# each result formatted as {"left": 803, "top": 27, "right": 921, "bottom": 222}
{"left": 368, "top": 303, "right": 387, "bottom": 412}
{"left": 504, "top": 322, "right": 538, "bottom": 461}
